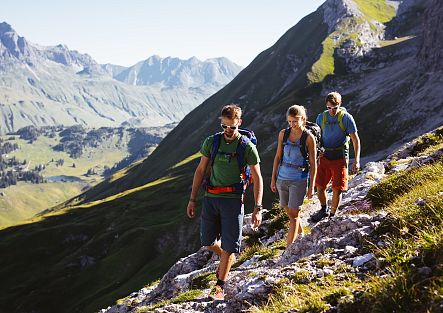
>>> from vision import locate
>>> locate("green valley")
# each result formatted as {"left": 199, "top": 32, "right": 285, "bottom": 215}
{"left": 0, "top": 125, "right": 173, "bottom": 228}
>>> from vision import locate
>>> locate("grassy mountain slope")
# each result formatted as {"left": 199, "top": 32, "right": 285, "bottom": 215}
{"left": 0, "top": 1, "right": 442, "bottom": 312}
{"left": 0, "top": 157, "right": 200, "bottom": 312}
{"left": 0, "top": 182, "right": 84, "bottom": 226}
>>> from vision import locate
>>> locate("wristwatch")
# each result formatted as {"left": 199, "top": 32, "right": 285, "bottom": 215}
{"left": 254, "top": 204, "right": 263, "bottom": 211}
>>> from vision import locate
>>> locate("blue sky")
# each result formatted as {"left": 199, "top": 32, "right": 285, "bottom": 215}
{"left": 1, "top": 1, "right": 324, "bottom": 67}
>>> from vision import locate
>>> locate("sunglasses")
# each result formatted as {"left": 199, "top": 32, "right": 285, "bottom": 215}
{"left": 327, "top": 106, "right": 339, "bottom": 111}
{"left": 220, "top": 123, "right": 238, "bottom": 130}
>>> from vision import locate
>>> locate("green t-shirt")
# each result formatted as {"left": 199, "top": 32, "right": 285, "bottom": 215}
{"left": 201, "top": 133, "right": 260, "bottom": 199}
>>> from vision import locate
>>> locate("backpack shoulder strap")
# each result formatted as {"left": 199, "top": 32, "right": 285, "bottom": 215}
{"left": 210, "top": 132, "right": 223, "bottom": 167}
{"left": 282, "top": 127, "right": 291, "bottom": 144}
{"left": 236, "top": 135, "right": 249, "bottom": 172}
{"left": 280, "top": 127, "right": 291, "bottom": 165}
{"left": 337, "top": 109, "right": 347, "bottom": 134}
{"left": 299, "top": 129, "right": 309, "bottom": 161}
{"left": 321, "top": 110, "right": 328, "bottom": 130}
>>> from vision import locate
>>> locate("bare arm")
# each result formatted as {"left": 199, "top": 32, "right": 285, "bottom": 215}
{"left": 349, "top": 132, "right": 361, "bottom": 174}
{"left": 306, "top": 133, "right": 317, "bottom": 199}
{"left": 271, "top": 130, "right": 284, "bottom": 193}
{"left": 187, "top": 155, "right": 210, "bottom": 218}
{"left": 250, "top": 163, "right": 263, "bottom": 228}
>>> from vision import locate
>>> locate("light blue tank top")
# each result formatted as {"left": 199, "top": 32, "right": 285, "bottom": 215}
{"left": 277, "top": 138, "right": 308, "bottom": 181}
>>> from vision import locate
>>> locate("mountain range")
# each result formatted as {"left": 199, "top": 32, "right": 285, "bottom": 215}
{"left": 0, "top": 0, "right": 442, "bottom": 312}
{"left": 0, "top": 22, "right": 242, "bottom": 133}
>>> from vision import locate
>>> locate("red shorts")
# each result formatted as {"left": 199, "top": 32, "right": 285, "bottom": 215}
{"left": 315, "top": 156, "right": 348, "bottom": 191}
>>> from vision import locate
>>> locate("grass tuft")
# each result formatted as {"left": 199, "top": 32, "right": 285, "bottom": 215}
{"left": 233, "top": 244, "right": 281, "bottom": 268}
{"left": 353, "top": 0, "right": 396, "bottom": 23}
{"left": 367, "top": 162, "right": 443, "bottom": 208}
{"left": 137, "top": 289, "right": 203, "bottom": 312}
{"left": 411, "top": 127, "right": 443, "bottom": 156}
{"left": 191, "top": 272, "right": 217, "bottom": 290}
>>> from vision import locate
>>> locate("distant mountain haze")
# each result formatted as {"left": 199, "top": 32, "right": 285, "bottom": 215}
{"left": 110, "top": 55, "right": 242, "bottom": 88}
{"left": 0, "top": 22, "right": 242, "bottom": 133}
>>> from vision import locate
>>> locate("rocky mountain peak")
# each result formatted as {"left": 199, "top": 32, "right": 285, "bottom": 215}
{"left": 0, "top": 21, "right": 104, "bottom": 74}
{"left": 318, "top": 0, "right": 400, "bottom": 74}
{"left": 113, "top": 55, "right": 242, "bottom": 88}
{"left": 0, "top": 21, "right": 33, "bottom": 60}
{"left": 321, "top": 0, "right": 362, "bottom": 32}
{"left": 0, "top": 21, "right": 14, "bottom": 34}
{"left": 44, "top": 43, "right": 102, "bottom": 73}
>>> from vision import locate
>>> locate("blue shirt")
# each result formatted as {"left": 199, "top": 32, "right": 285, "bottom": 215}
{"left": 316, "top": 110, "right": 357, "bottom": 160}
{"left": 277, "top": 138, "right": 308, "bottom": 181}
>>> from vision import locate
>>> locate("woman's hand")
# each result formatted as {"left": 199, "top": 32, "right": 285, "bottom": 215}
{"left": 306, "top": 185, "right": 314, "bottom": 199}
{"left": 270, "top": 179, "right": 277, "bottom": 193}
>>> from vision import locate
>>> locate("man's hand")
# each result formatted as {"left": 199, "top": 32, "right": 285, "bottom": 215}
{"left": 187, "top": 200, "right": 196, "bottom": 218}
{"left": 251, "top": 209, "right": 262, "bottom": 230}
{"left": 352, "top": 160, "right": 360, "bottom": 174}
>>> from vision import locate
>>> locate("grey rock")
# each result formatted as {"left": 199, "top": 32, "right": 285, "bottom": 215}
{"left": 344, "top": 245, "right": 358, "bottom": 255}
{"left": 417, "top": 266, "right": 432, "bottom": 277}
{"left": 352, "top": 253, "right": 375, "bottom": 267}
{"left": 415, "top": 198, "right": 426, "bottom": 206}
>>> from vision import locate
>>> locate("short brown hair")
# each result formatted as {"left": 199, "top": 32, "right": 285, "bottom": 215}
{"left": 221, "top": 104, "right": 242, "bottom": 120}
{"left": 325, "top": 91, "right": 342, "bottom": 106}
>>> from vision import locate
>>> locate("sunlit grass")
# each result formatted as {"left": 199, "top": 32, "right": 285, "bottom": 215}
{"left": 6, "top": 174, "right": 179, "bottom": 229}
{"left": 70, "top": 175, "right": 178, "bottom": 209}
{"left": 379, "top": 35, "right": 415, "bottom": 47}
{"left": 108, "top": 158, "right": 145, "bottom": 183}
{"left": 171, "top": 152, "right": 202, "bottom": 169}
{"left": 307, "top": 36, "right": 335, "bottom": 83}
{"left": 136, "top": 289, "right": 203, "bottom": 312}
{"left": 0, "top": 181, "right": 85, "bottom": 228}
{"left": 353, "top": 0, "right": 396, "bottom": 24}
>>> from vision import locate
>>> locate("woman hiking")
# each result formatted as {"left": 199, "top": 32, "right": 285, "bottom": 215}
{"left": 270, "top": 104, "right": 317, "bottom": 247}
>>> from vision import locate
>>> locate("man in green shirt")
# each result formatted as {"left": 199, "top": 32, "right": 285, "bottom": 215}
{"left": 187, "top": 104, "right": 263, "bottom": 301}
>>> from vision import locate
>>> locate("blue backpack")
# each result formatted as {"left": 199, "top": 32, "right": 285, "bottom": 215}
{"left": 206, "top": 128, "right": 257, "bottom": 195}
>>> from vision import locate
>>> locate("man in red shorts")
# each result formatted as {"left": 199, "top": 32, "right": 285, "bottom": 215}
{"left": 310, "top": 91, "right": 361, "bottom": 222}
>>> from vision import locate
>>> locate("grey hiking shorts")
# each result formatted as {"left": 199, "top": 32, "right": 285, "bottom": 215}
{"left": 200, "top": 196, "right": 244, "bottom": 253}
{"left": 276, "top": 179, "right": 307, "bottom": 209}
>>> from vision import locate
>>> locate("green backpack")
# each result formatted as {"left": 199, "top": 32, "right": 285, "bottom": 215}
{"left": 321, "top": 107, "right": 350, "bottom": 159}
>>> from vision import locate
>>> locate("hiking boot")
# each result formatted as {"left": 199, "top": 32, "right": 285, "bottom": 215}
{"left": 329, "top": 210, "right": 336, "bottom": 218}
{"left": 309, "top": 207, "right": 330, "bottom": 223}
{"left": 209, "top": 285, "right": 225, "bottom": 301}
